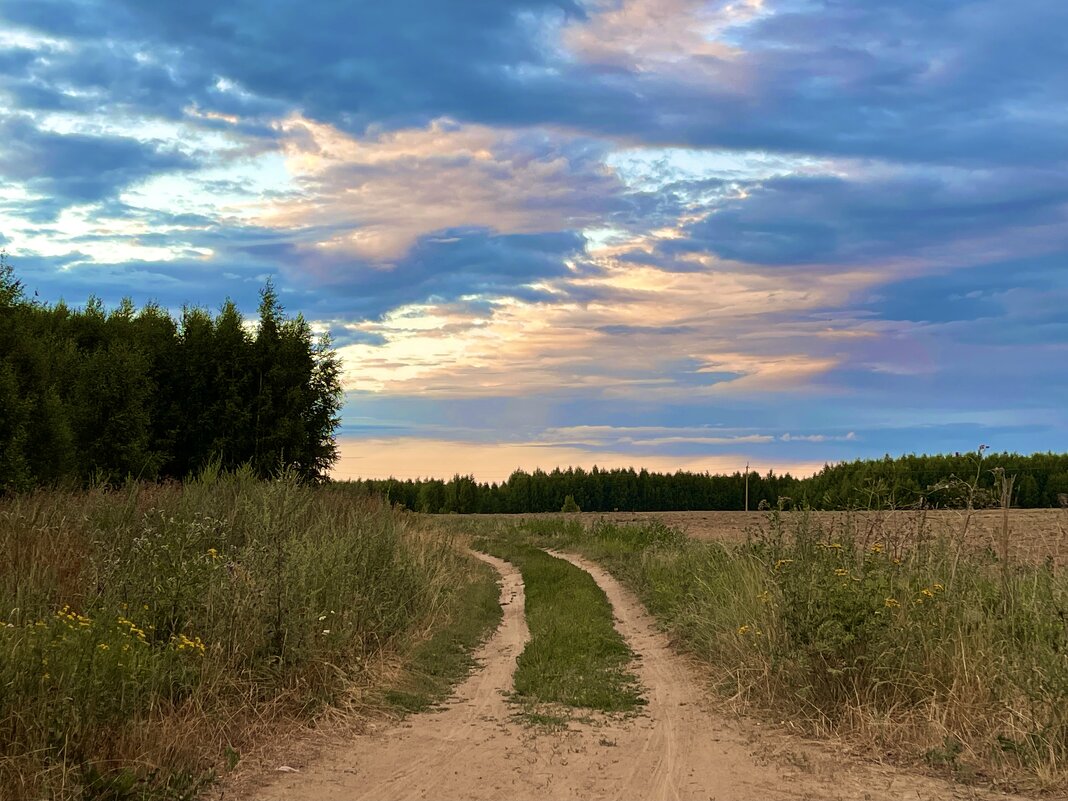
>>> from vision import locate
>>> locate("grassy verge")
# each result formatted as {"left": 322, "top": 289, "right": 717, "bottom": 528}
{"left": 499, "top": 513, "right": 1068, "bottom": 793}
{"left": 0, "top": 469, "right": 495, "bottom": 800}
{"left": 474, "top": 536, "right": 642, "bottom": 721}
{"left": 382, "top": 556, "right": 502, "bottom": 713}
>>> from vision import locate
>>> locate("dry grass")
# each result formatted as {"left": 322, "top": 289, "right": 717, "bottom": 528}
{"left": 475, "top": 508, "right": 1068, "bottom": 568}
{"left": 496, "top": 511, "right": 1068, "bottom": 795}
{"left": 0, "top": 470, "right": 491, "bottom": 800}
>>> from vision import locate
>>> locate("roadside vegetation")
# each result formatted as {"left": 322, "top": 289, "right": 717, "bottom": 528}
{"left": 0, "top": 470, "right": 499, "bottom": 800}
{"left": 501, "top": 510, "right": 1068, "bottom": 793}
{"left": 475, "top": 537, "right": 642, "bottom": 724}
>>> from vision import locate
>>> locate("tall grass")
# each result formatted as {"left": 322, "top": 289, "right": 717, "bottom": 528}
{"left": 518, "top": 512, "right": 1068, "bottom": 792}
{"left": 0, "top": 469, "right": 485, "bottom": 800}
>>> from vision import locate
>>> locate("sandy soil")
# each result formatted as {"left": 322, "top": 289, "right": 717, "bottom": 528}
{"left": 245, "top": 550, "right": 1009, "bottom": 801}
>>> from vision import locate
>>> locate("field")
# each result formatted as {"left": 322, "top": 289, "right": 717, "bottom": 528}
{"left": 6, "top": 487, "right": 1067, "bottom": 799}
{"left": 476, "top": 508, "right": 1068, "bottom": 567}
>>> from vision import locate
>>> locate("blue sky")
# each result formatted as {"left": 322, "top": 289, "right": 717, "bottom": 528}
{"left": 1, "top": 0, "right": 1065, "bottom": 480}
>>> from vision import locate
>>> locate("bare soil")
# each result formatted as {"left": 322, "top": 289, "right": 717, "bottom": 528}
{"left": 243, "top": 550, "right": 1014, "bottom": 801}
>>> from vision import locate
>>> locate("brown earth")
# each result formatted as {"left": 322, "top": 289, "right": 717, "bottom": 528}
{"left": 477, "top": 508, "right": 1068, "bottom": 567}
{"left": 242, "top": 549, "right": 1017, "bottom": 801}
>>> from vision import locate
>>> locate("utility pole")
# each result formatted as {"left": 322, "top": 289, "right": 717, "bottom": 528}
{"left": 744, "top": 461, "right": 750, "bottom": 512}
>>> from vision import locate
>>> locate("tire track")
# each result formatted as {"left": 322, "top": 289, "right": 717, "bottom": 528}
{"left": 251, "top": 547, "right": 995, "bottom": 801}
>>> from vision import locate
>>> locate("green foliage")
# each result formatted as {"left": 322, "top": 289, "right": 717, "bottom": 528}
{"left": 0, "top": 260, "right": 342, "bottom": 491}
{"left": 0, "top": 472, "right": 482, "bottom": 799}
{"left": 352, "top": 450, "right": 1068, "bottom": 513}
{"left": 560, "top": 493, "right": 580, "bottom": 513}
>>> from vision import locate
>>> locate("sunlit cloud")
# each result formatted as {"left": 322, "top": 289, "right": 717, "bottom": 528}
{"left": 264, "top": 115, "right": 627, "bottom": 261}
{"left": 0, "top": 0, "right": 1064, "bottom": 478}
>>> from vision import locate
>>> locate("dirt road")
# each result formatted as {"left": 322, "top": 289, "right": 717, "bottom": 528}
{"left": 251, "top": 551, "right": 994, "bottom": 800}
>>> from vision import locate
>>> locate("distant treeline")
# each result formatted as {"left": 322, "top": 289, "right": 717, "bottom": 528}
{"left": 352, "top": 451, "right": 1068, "bottom": 513}
{"left": 0, "top": 256, "right": 342, "bottom": 491}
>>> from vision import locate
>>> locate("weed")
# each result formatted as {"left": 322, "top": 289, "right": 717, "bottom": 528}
{"left": 0, "top": 470, "right": 487, "bottom": 799}
{"left": 499, "top": 512, "right": 1068, "bottom": 791}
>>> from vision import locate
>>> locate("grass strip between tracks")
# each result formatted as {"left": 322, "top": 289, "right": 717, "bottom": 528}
{"left": 474, "top": 537, "right": 642, "bottom": 718}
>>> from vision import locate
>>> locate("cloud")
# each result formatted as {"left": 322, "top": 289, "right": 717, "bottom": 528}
{"left": 264, "top": 116, "right": 632, "bottom": 261}
{"left": 0, "top": 0, "right": 1065, "bottom": 472}
{"left": 0, "top": 117, "right": 195, "bottom": 210}
{"left": 671, "top": 168, "right": 1068, "bottom": 267}
{"left": 286, "top": 228, "right": 590, "bottom": 318}
{"left": 3, "top": 0, "right": 1065, "bottom": 165}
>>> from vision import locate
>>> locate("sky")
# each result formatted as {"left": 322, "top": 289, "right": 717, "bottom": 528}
{"left": 1, "top": 0, "right": 1065, "bottom": 482}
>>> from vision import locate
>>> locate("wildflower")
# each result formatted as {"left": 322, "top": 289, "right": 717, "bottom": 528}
{"left": 921, "top": 588, "right": 935, "bottom": 598}
{"left": 774, "top": 558, "right": 794, "bottom": 571}
{"left": 737, "top": 625, "right": 751, "bottom": 636}
{"left": 207, "top": 548, "right": 220, "bottom": 561}
{"left": 884, "top": 598, "right": 900, "bottom": 608}
{"left": 828, "top": 543, "right": 843, "bottom": 549}
{"left": 757, "top": 591, "right": 770, "bottom": 604}
{"left": 318, "top": 614, "right": 328, "bottom": 621}
{"left": 892, "top": 558, "right": 902, "bottom": 566}
{"left": 172, "top": 633, "right": 207, "bottom": 654}
{"left": 834, "top": 568, "right": 849, "bottom": 577}
{"left": 933, "top": 583, "right": 945, "bottom": 593}
{"left": 97, "top": 643, "right": 109, "bottom": 651}
{"left": 321, "top": 629, "right": 331, "bottom": 635}
{"left": 870, "top": 543, "right": 884, "bottom": 554}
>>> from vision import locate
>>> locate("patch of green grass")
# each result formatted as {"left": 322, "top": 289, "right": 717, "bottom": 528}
{"left": 383, "top": 554, "right": 503, "bottom": 713}
{"left": 474, "top": 536, "right": 642, "bottom": 716}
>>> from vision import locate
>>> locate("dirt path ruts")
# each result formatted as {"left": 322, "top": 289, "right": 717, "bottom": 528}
{"left": 252, "top": 550, "right": 997, "bottom": 801}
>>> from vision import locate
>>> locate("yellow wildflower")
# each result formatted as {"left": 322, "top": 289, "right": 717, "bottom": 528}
{"left": 870, "top": 542, "right": 884, "bottom": 554}
{"left": 921, "top": 588, "right": 935, "bottom": 598}
{"left": 834, "top": 568, "right": 849, "bottom": 577}
{"left": 884, "top": 598, "right": 900, "bottom": 608}
{"left": 172, "top": 633, "right": 207, "bottom": 654}
{"left": 933, "top": 583, "right": 945, "bottom": 593}
{"left": 207, "top": 548, "right": 220, "bottom": 560}
{"left": 97, "top": 643, "right": 109, "bottom": 651}
{"left": 774, "top": 558, "right": 794, "bottom": 571}
{"left": 737, "top": 625, "right": 751, "bottom": 636}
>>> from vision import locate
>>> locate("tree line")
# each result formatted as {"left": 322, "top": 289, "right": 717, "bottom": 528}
{"left": 0, "top": 255, "right": 343, "bottom": 491}
{"left": 351, "top": 450, "right": 1068, "bottom": 514}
